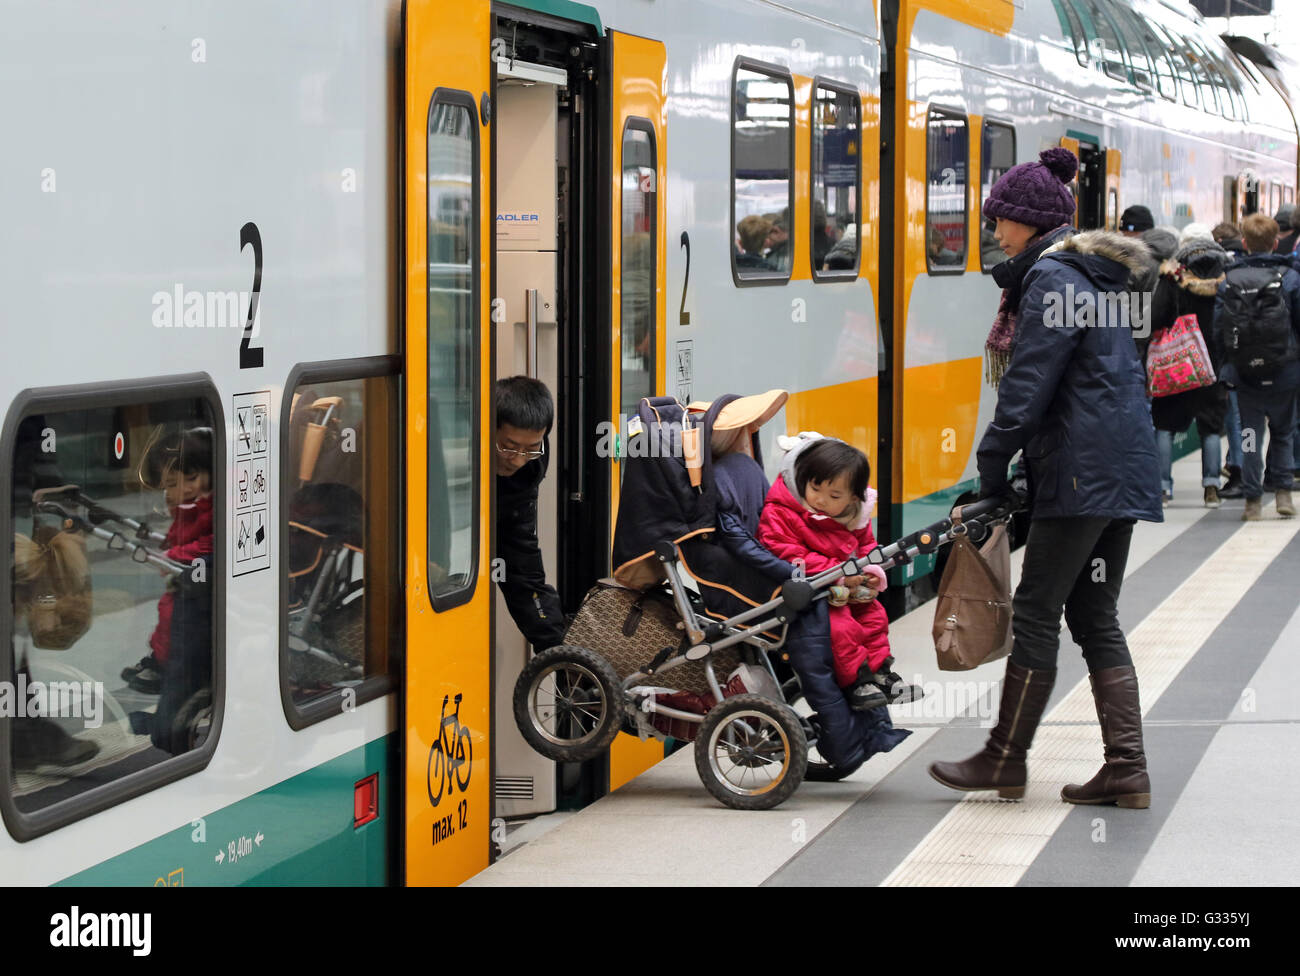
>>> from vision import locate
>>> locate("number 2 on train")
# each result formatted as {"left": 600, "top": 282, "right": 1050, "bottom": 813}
{"left": 239, "top": 221, "right": 264, "bottom": 369}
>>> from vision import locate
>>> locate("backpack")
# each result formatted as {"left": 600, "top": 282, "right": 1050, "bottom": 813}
{"left": 1220, "top": 264, "right": 1298, "bottom": 381}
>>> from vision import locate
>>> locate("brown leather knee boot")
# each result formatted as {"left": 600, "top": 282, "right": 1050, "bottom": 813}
{"left": 928, "top": 660, "right": 1055, "bottom": 799}
{"left": 1061, "top": 666, "right": 1150, "bottom": 809}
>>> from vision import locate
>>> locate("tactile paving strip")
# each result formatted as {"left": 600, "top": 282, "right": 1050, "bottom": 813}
{"left": 882, "top": 519, "right": 1300, "bottom": 887}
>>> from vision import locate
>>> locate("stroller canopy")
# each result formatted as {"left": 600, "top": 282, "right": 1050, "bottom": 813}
{"left": 612, "top": 395, "right": 738, "bottom": 589}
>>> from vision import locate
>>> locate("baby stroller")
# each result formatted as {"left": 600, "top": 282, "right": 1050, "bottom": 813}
{"left": 512, "top": 394, "right": 1016, "bottom": 810}
{"left": 285, "top": 393, "right": 367, "bottom": 694}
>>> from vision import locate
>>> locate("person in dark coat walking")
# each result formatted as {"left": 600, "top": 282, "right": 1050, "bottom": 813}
{"left": 930, "top": 147, "right": 1161, "bottom": 810}
{"left": 1215, "top": 213, "right": 1300, "bottom": 520}
{"left": 1274, "top": 205, "right": 1298, "bottom": 256}
{"left": 1149, "top": 237, "right": 1232, "bottom": 507}
{"left": 495, "top": 377, "right": 567, "bottom": 651}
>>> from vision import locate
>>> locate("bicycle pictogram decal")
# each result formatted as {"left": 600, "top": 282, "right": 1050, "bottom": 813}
{"left": 427, "top": 693, "right": 472, "bottom": 807}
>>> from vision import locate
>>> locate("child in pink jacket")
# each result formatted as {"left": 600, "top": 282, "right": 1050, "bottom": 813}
{"left": 758, "top": 434, "right": 921, "bottom": 711}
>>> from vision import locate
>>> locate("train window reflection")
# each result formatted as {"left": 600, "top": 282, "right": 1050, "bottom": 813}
{"left": 926, "top": 107, "right": 968, "bottom": 275}
{"left": 1182, "top": 38, "right": 1221, "bottom": 116}
{"left": 1134, "top": 18, "right": 1178, "bottom": 101}
{"left": 980, "top": 121, "right": 1016, "bottom": 273}
{"left": 1105, "top": 0, "right": 1153, "bottom": 90}
{"left": 1163, "top": 32, "right": 1200, "bottom": 110}
{"left": 812, "top": 82, "right": 860, "bottom": 279}
{"left": 426, "top": 95, "right": 479, "bottom": 610}
{"left": 621, "top": 122, "right": 656, "bottom": 425}
{"left": 284, "top": 368, "right": 399, "bottom": 723}
{"left": 7, "top": 393, "right": 217, "bottom": 818}
{"left": 1050, "top": 0, "right": 1089, "bottom": 67}
{"left": 1080, "top": 0, "right": 1129, "bottom": 84}
{"left": 733, "top": 61, "right": 793, "bottom": 282}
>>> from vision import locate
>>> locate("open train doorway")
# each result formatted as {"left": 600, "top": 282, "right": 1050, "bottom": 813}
{"left": 1077, "top": 142, "right": 1107, "bottom": 230}
{"left": 489, "top": 12, "right": 609, "bottom": 822}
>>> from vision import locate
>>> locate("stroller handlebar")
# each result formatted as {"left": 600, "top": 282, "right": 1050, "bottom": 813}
{"left": 953, "top": 492, "right": 1022, "bottom": 523}
{"left": 803, "top": 493, "right": 1021, "bottom": 589}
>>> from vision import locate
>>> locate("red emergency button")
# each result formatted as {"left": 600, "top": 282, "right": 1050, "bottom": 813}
{"left": 354, "top": 773, "right": 379, "bottom": 827}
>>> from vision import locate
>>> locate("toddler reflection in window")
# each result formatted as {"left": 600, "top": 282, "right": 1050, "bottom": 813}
{"left": 122, "top": 428, "right": 214, "bottom": 697}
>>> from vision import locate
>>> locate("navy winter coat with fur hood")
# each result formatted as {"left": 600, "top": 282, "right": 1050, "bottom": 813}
{"left": 977, "top": 230, "right": 1163, "bottom": 522}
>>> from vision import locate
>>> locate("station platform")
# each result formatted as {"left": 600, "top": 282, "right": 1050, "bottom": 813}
{"left": 467, "top": 452, "right": 1300, "bottom": 887}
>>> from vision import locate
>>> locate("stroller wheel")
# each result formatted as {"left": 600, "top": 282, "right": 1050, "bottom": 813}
{"left": 694, "top": 695, "right": 806, "bottom": 810}
{"left": 172, "top": 688, "right": 213, "bottom": 753}
{"left": 513, "top": 646, "right": 623, "bottom": 762}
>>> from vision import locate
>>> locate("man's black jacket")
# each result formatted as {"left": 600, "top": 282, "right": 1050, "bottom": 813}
{"left": 496, "top": 446, "right": 566, "bottom": 651}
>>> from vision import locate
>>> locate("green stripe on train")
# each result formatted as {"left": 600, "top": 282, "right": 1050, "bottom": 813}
{"left": 58, "top": 734, "right": 397, "bottom": 886}
{"left": 502, "top": 0, "right": 603, "bottom": 32}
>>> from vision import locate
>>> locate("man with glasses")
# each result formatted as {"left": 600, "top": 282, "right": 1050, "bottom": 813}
{"left": 495, "top": 376, "right": 566, "bottom": 652}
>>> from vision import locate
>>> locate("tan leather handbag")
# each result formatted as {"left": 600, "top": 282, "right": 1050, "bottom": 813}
{"left": 932, "top": 506, "right": 1013, "bottom": 671}
{"left": 15, "top": 524, "right": 93, "bottom": 651}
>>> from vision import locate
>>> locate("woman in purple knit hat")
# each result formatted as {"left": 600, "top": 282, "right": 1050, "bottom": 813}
{"left": 929, "top": 148, "right": 1163, "bottom": 809}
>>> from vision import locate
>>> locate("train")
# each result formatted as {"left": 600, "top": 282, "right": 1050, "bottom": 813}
{"left": 1, "top": 0, "right": 1294, "bottom": 886}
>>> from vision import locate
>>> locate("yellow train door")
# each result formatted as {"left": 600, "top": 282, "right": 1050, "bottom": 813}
{"left": 606, "top": 30, "right": 670, "bottom": 791}
{"left": 403, "top": 0, "right": 494, "bottom": 886}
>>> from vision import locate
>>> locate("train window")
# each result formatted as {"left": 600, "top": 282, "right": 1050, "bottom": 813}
{"left": 1134, "top": 19, "right": 1178, "bottom": 101}
{"left": 1189, "top": 39, "right": 1230, "bottom": 118}
{"left": 1104, "top": 1, "right": 1152, "bottom": 90}
{"left": 621, "top": 121, "right": 656, "bottom": 419}
{"left": 1223, "top": 59, "right": 1252, "bottom": 120}
{"left": 1271, "top": 182, "right": 1282, "bottom": 216}
{"left": 925, "top": 107, "right": 968, "bottom": 275}
{"left": 281, "top": 360, "right": 400, "bottom": 729}
{"left": 1079, "top": 0, "right": 1129, "bottom": 83}
{"left": 1061, "top": 0, "right": 1099, "bottom": 63}
{"left": 1207, "top": 49, "right": 1244, "bottom": 121}
{"left": 979, "top": 120, "right": 1016, "bottom": 273}
{"left": 732, "top": 60, "right": 794, "bottom": 285}
{"left": 1050, "top": 0, "right": 1089, "bottom": 67}
{"left": 812, "top": 81, "right": 861, "bottom": 279}
{"left": 1158, "top": 28, "right": 1200, "bottom": 109}
{"left": 3, "top": 378, "right": 221, "bottom": 838}
{"left": 426, "top": 93, "right": 479, "bottom": 611}
{"left": 1181, "top": 38, "right": 1221, "bottom": 115}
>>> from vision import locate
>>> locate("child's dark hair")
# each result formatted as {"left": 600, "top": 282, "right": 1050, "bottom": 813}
{"left": 794, "top": 439, "right": 870, "bottom": 499}
{"left": 495, "top": 376, "right": 554, "bottom": 431}
{"left": 179, "top": 427, "right": 214, "bottom": 477}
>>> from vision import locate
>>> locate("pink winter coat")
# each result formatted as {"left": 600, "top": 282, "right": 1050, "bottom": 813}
{"left": 757, "top": 473, "right": 892, "bottom": 685}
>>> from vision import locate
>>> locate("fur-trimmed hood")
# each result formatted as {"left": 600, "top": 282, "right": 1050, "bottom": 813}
{"left": 1041, "top": 229, "right": 1157, "bottom": 292}
{"left": 1044, "top": 229, "right": 1157, "bottom": 276}
{"left": 1158, "top": 257, "right": 1225, "bottom": 296}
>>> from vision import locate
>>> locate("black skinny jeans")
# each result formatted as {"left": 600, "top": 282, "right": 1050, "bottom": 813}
{"left": 1010, "top": 516, "right": 1135, "bottom": 672}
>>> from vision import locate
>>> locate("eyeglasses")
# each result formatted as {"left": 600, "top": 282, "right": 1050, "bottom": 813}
{"left": 495, "top": 441, "right": 546, "bottom": 460}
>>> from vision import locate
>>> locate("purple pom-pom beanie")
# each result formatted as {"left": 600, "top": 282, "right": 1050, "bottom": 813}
{"left": 982, "top": 147, "right": 1078, "bottom": 231}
